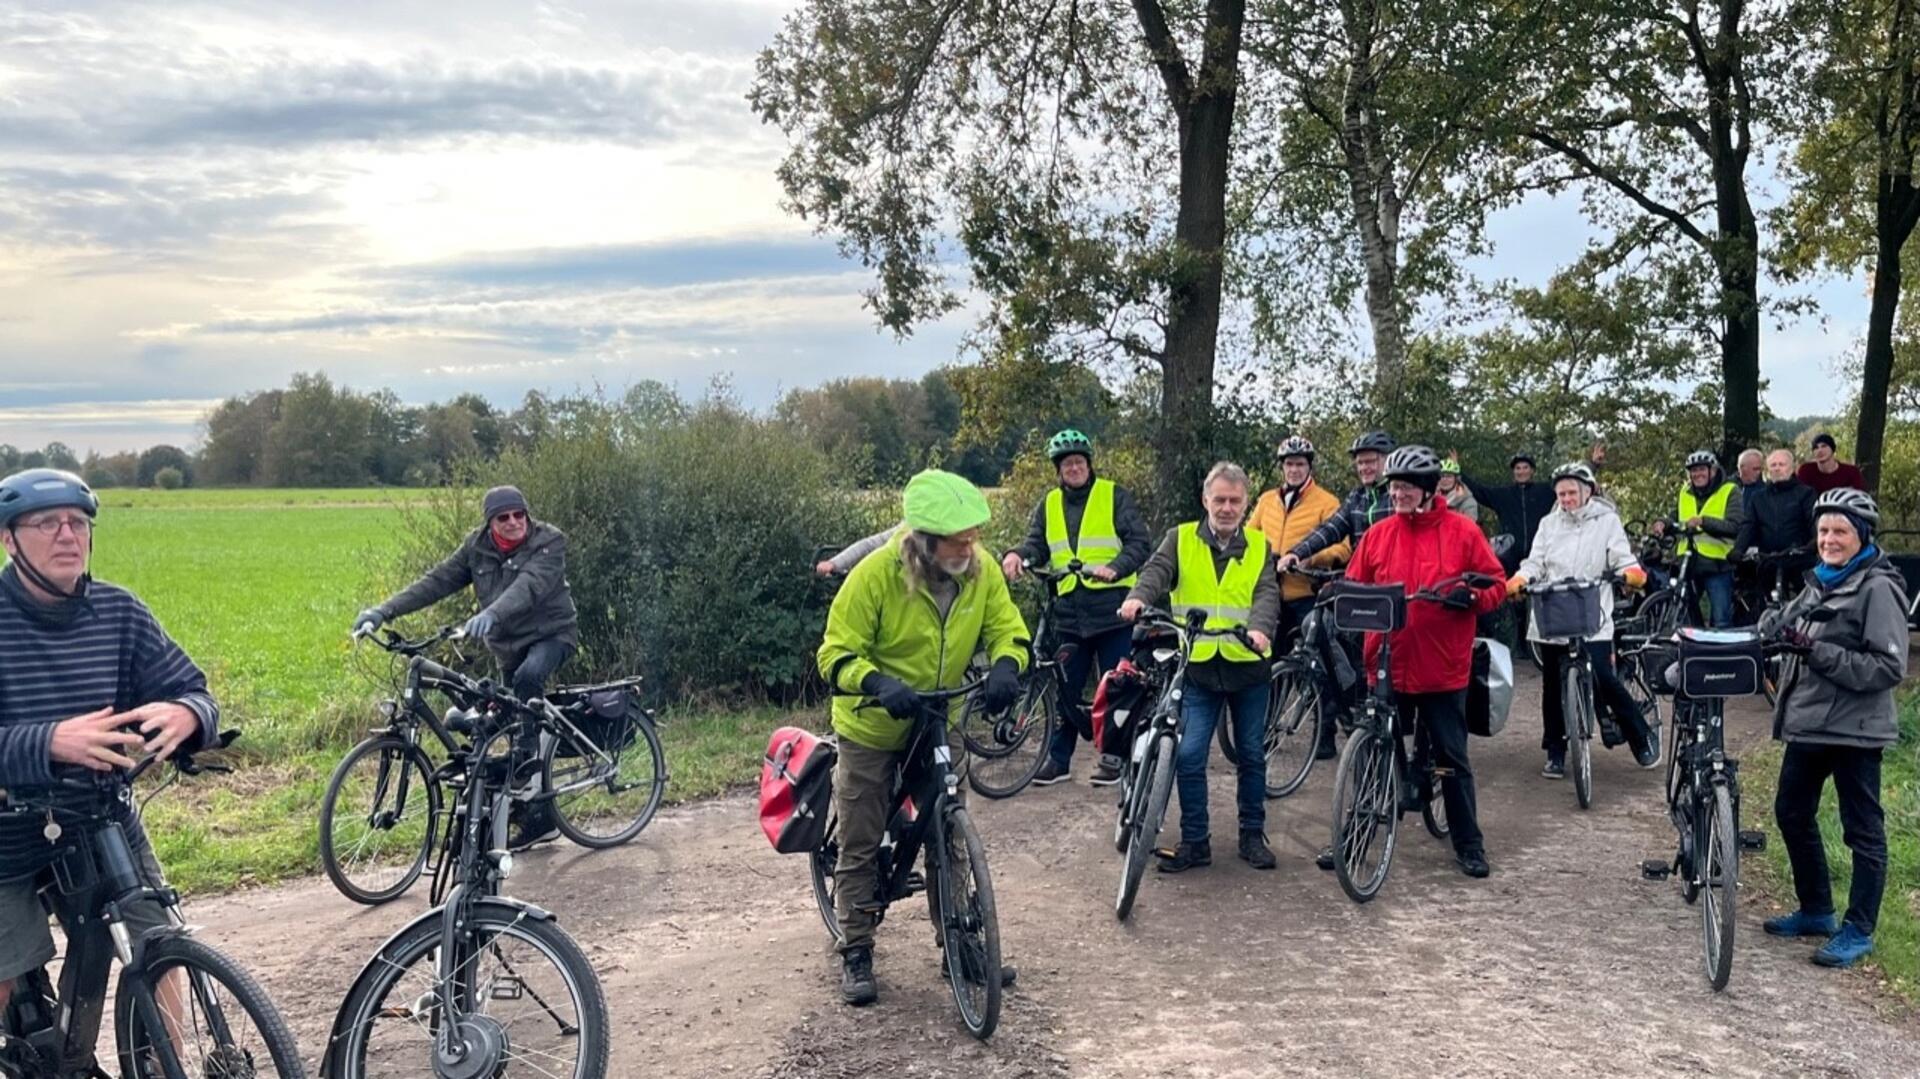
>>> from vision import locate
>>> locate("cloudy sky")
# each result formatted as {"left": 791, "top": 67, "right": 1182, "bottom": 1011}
{"left": 0, "top": 1, "right": 1864, "bottom": 452}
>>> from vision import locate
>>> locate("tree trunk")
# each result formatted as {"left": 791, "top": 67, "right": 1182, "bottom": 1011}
{"left": 1337, "top": 3, "right": 1407, "bottom": 412}
{"left": 1858, "top": 176, "right": 1918, "bottom": 493}
{"left": 1704, "top": 19, "right": 1760, "bottom": 465}
{"left": 1717, "top": 233, "right": 1762, "bottom": 463}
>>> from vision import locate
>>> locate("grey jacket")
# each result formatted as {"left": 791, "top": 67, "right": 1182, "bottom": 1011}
{"left": 379, "top": 519, "right": 580, "bottom": 662}
{"left": 1128, "top": 522, "right": 1280, "bottom": 692}
{"left": 1770, "top": 553, "right": 1910, "bottom": 749}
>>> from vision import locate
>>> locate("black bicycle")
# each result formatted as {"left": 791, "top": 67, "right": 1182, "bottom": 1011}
{"left": 1523, "top": 574, "right": 1618, "bottom": 810}
{"left": 808, "top": 679, "right": 1003, "bottom": 1039}
{"left": 0, "top": 731, "right": 307, "bottom": 1079}
{"left": 1328, "top": 573, "right": 1497, "bottom": 903}
{"left": 322, "top": 661, "right": 609, "bottom": 1077}
{"left": 1217, "top": 565, "right": 1350, "bottom": 799}
{"left": 955, "top": 560, "right": 1094, "bottom": 798}
{"left": 321, "top": 625, "right": 666, "bottom": 905}
{"left": 1640, "top": 625, "right": 1788, "bottom": 991}
{"left": 1739, "top": 546, "right": 1811, "bottom": 704}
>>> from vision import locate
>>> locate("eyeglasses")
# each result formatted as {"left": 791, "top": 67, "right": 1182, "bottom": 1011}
{"left": 492, "top": 510, "right": 528, "bottom": 524}
{"left": 17, "top": 515, "right": 92, "bottom": 538}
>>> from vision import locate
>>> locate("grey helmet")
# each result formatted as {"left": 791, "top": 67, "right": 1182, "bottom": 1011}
{"left": 1348, "top": 430, "right": 1397, "bottom": 457}
{"left": 1684, "top": 449, "right": 1719, "bottom": 471}
{"left": 1383, "top": 444, "right": 1445, "bottom": 493}
{"left": 1551, "top": 462, "right": 1597, "bottom": 490}
{"left": 1276, "top": 435, "right": 1317, "bottom": 463}
{"left": 1811, "top": 487, "right": 1880, "bottom": 528}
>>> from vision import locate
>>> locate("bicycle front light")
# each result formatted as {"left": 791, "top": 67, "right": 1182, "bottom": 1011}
{"left": 377, "top": 699, "right": 399, "bottom": 720}
{"left": 489, "top": 849, "right": 516, "bottom": 880}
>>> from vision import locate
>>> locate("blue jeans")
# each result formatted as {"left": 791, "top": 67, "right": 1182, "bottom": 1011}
{"left": 1174, "top": 678, "right": 1270, "bottom": 845}
{"left": 1046, "top": 626, "right": 1133, "bottom": 769}
{"left": 1697, "top": 571, "right": 1734, "bottom": 629}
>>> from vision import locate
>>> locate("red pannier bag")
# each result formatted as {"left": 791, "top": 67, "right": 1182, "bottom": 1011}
{"left": 760, "top": 727, "right": 838, "bottom": 853}
{"left": 1090, "top": 660, "right": 1152, "bottom": 756}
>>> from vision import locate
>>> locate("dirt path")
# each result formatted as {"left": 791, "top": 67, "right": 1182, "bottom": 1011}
{"left": 189, "top": 670, "right": 1916, "bottom": 1077}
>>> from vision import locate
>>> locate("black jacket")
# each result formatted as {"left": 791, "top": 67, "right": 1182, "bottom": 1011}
{"left": 1461, "top": 474, "right": 1554, "bottom": 561}
{"left": 1737, "top": 478, "right": 1816, "bottom": 554}
{"left": 1289, "top": 482, "right": 1392, "bottom": 562}
{"left": 379, "top": 520, "right": 579, "bottom": 663}
{"left": 1010, "top": 477, "right": 1153, "bottom": 639}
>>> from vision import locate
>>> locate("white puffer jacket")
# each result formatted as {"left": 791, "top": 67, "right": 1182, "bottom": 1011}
{"left": 1517, "top": 499, "right": 1640, "bottom": 643}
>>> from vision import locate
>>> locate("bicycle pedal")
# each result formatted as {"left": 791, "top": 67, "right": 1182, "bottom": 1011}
{"left": 1738, "top": 830, "right": 1767, "bottom": 851}
{"left": 1640, "top": 859, "right": 1673, "bottom": 880}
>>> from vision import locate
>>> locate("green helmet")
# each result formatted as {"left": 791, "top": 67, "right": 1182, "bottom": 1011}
{"left": 903, "top": 469, "right": 992, "bottom": 536}
{"left": 1440, "top": 458, "right": 1461, "bottom": 475}
{"left": 1046, "top": 428, "right": 1094, "bottom": 465}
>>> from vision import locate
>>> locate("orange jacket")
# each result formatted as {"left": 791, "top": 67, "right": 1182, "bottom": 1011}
{"left": 1250, "top": 479, "right": 1351, "bottom": 602}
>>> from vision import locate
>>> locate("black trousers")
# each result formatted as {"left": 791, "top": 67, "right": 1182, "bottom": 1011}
{"left": 1539, "top": 640, "right": 1650, "bottom": 753}
{"left": 1774, "top": 742, "right": 1887, "bottom": 935}
{"left": 1399, "top": 690, "right": 1483, "bottom": 856}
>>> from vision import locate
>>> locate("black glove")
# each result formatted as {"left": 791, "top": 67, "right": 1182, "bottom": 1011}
{"left": 982, "top": 657, "right": 1022, "bottom": 713}
{"left": 1777, "top": 625, "right": 1815, "bottom": 654}
{"left": 1442, "top": 585, "right": 1476, "bottom": 611}
{"left": 861, "top": 672, "right": 920, "bottom": 719}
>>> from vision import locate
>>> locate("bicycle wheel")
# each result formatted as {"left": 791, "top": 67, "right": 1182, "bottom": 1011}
{"left": 319, "top": 735, "right": 439, "bottom": 906}
{"left": 115, "top": 935, "right": 306, "bottom": 1078}
{"left": 963, "top": 671, "right": 1055, "bottom": 799}
{"left": 1262, "top": 670, "right": 1319, "bottom": 799}
{"left": 1640, "top": 589, "right": 1683, "bottom": 640}
{"left": 1115, "top": 734, "right": 1174, "bottom": 921}
{"left": 1332, "top": 726, "right": 1398, "bottom": 904}
{"left": 811, "top": 809, "right": 843, "bottom": 944}
{"left": 936, "top": 807, "right": 1002, "bottom": 1040}
{"left": 1626, "top": 661, "right": 1662, "bottom": 751}
{"left": 1567, "top": 667, "right": 1594, "bottom": 811}
{"left": 544, "top": 712, "right": 667, "bottom": 849}
{"left": 328, "top": 905, "right": 609, "bottom": 1078}
{"left": 1701, "top": 783, "right": 1740, "bottom": 991}
{"left": 1216, "top": 707, "right": 1240, "bottom": 765}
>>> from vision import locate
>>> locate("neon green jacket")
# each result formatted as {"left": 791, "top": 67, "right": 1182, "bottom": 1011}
{"left": 817, "top": 532, "right": 1030, "bottom": 751}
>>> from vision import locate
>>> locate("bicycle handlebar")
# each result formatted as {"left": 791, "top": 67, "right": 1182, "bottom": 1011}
{"left": 1408, "top": 572, "right": 1500, "bottom": 602}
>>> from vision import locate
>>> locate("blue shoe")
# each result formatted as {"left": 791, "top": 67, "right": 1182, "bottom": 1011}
{"left": 1763, "top": 909, "right": 1837, "bottom": 938}
{"left": 1812, "top": 925, "right": 1874, "bottom": 968}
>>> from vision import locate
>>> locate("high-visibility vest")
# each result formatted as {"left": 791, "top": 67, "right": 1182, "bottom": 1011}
{"left": 1044, "top": 479, "right": 1136, "bottom": 593}
{"left": 1677, "top": 483, "right": 1736, "bottom": 560}
{"left": 1169, "top": 522, "right": 1268, "bottom": 663}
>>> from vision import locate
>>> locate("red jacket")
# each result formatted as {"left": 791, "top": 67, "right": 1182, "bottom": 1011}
{"left": 1345, "top": 498, "right": 1506, "bottom": 694}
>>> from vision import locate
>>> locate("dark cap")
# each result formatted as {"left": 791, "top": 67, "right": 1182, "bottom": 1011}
{"left": 1811, "top": 432, "right": 1837, "bottom": 452}
{"left": 482, "top": 485, "right": 529, "bottom": 522}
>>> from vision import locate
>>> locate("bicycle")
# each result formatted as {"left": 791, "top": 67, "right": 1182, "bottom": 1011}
{"left": 954, "top": 559, "right": 1093, "bottom": 798}
{"left": 1738, "top": 547, "right": 1811, "bottom": 704}
{"left": 1520, "top": 574, "right": 1617, "bottom": 810}
{"left": 1638, "top": 624, "right": 1793, "bottom": 991}
{"left": 0, "top": 731, "right": 307, "bottom": 1079}
{"left": 322, "top": 658, "right": 610, "bottom": 1077}
{"left": 1110, "top": 607, "right": 1261, "bottom": 921}
{"left": 1326, "top": 572, "right": 1499, "bottom": 904}
{"left": 807, "top": 678, "right": 1004, "bottom": 1040}
{"left": 1217, "top": 565, "right": 1351, "bottom": 799}
{"left": 1636, "top": 523, "right": 1728, "bottom": 637}
{"left": 321, "top": 625, "right": 665, "bottom": 905}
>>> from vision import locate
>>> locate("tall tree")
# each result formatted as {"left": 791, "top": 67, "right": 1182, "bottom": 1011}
{"left": 199, "top": 390, "right": 284, "bottom": 485}
{"left": 136, "top": 445, "right": 194, "bottom": 488}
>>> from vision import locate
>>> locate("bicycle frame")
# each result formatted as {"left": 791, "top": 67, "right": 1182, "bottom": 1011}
{"left": 865, "top": 702, "right": 969, "bottom": 911}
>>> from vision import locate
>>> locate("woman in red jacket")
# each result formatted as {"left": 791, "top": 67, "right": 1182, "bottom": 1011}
{"left": 1343, "top": 445, "right": 1507, "bottom": 878}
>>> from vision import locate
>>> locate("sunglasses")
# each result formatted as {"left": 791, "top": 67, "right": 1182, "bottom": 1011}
{"left": 492, "top": 510, "right": 528, "bottom": 523}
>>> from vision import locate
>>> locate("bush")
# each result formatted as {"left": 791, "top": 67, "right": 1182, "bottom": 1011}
{"left": 153, "top": 467, "right": 184, "bottom": 490}
{"left": 84, "top": 468, "right": 118, "bottom": 489}
{"left": 403, "top": 461, "right": 445, "bottom": 488}
{"left": 379, "top": 388, "right": 888, "bottom": 703}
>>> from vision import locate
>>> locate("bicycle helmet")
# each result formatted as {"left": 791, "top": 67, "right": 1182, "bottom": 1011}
{"left": 902, "top": 469, "right": 991, "bottom": 535}
{"left": 1276, "top": 435, "right": 1316, "bottom": 463}
{"left": 1812, "top": 487, "right": 1880, "bottom": 528}
{"left": 1348, "top": 430, "right": 1397, "bottom": 457}
{"left": 1508, "top": 452, "right": 1536, "bottom": 468}
{"left": 1440, "top": 458, "right": 1461, "bottom": 475}
{"left": 1684, "top": 449, "right": 1719, "bottom": 471}
{"left": 1550, "top": 462, "right": 1596, "bottom": 490}
{"left": 0, "top": 468, "right": 98, "bottom": 529}
{"left": 1382, "top": 444, "right": 1444, "bottom": 493}
{"left": 1046, "top": 428, "right": 1094, "bottom": 464}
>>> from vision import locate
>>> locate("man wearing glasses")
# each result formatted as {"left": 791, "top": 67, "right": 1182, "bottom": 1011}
{"left": 354, "top": 486, "right": 578, "bottom": 847}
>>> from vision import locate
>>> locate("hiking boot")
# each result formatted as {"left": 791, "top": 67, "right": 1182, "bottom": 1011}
{"left": 1088, "top": 756, "right": 1123, "bottom": 787}
{"left": 1812, "top": 925, "right": 1874, "bottom": 968}
{"left": 1455, "top": 849, "right": 1491, "bottom": 879}
{"left": 941, "top": 950, "right": 1018, "bottom": 987}
{"left": 1541, "top": 750, "right": 1566, "bottom": 780}
{"left": 506, "top": 804, "right": 561, "bottom": 851}
{"left": 840, "top": 947, "right": 878, "bottom": 1006}
{"left": 1634, "top": 730, "right": 1662, "bottom": 770}
{"left": 1030, "top": 760, "right": 1070, "bottom": 786}
{"left": 1157, "top": 840, "right": 1211, "bottom": 873}
{"left": 1764, "top": 909, "right": 1838, "bottom": 939}
{"left": 1239, "top": 831, "right": 1276, "bottom": 871}
{"left": 1315, "top": 846, "right": 1336, "bottom": 871}
{"left": 1314, "top": 718, "right": 1339, "bottom": 761}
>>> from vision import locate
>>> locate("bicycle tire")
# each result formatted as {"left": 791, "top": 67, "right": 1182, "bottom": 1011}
{"left": 327, "top": 905, "right": 609, "bottom": 1078}
{"left": 1702, "top": 783, "right": 1739, "bottom": 991}
{"left": 937, "top": 807, "right": 1002, "bottom": 1040}
{"left": 1421, "top": 783, "right": 1449, "bottom": 839}
{"left": 1115, "top": 734, "right": 1174, "bottom": 921}
{"left": 1216, "top": 705, "right": 1240, "bottom": 765}
{"left": 544, "top": 712, "right": 667, "bottom": 849}
{"left": 1332, "top": 726, "right": 1398, "bottom": 904}
{"left": 963, "top": 671, "right": 1056, "bottom": 799}
{"left": 319, "top": 735, "right": 440, "bottom": 906}
{"left": 1626, "top": 663, "right": 1662, "bottom": 756}
{"left": 115, "top": 934, "right": 307, "bottom": 1079}
{"left": 1568, "top": 666, "right": 1594, "bottom": 811}
{"left": 811, "top": 809, "right": 843, "bottom": 944}
{"left": 1262, "top": 670, "right": 1319, "bottom": 799}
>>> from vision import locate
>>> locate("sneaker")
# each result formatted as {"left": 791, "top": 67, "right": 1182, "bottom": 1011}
{"left": 1455, "top": 849, "right": 1491, "bottom": 879}
{"left": 940, "top": 951, "right": 1017, "bottom": 987}
{"left": 1634, "top": 730, "right": 1662, "bottom": 770}
{"left": 1764, "top": 909, "right": 1838, "bottom": 938}
{"left": 1157, "top": 840, "right": 1211, "bottom": 873}
{"left": 1088, "top": 756, "right": 1123, "bottom": 787}
{"left": 506, "top": 805, "right": 561, "bottom": 851}
{"left": 1238, "top": 831, "right": 1277, "bottom": 870}
{"left": 1812, "top": 925, "right": 1874, "bottom": 968}
{"left": 1541, "top": 751, "right": 1566, "bottom": 780}
{"left": 840, "top": 947, "right": 878, "bottom": 1006}
{"left": 1314, "top": 846, "right": 1336, "bottom": 871}
{"left": 1030, "top": 760, "right": 1070, "bottom": 786}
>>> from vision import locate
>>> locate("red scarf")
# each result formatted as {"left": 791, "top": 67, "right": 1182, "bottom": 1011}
{"left": 491, "top": 523, "right": 526, "bottom": 555}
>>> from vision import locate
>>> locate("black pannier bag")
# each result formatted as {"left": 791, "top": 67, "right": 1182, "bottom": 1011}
{"left": 1677, "top": 628, "right": 1764, "bottom": 698}
{"left": 559, "top": 689, "right": 642, "bottom": 756}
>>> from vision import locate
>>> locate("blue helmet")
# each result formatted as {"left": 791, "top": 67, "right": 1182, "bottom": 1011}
{"left": 0, "top": 469, "right": 99, "bottom": 529}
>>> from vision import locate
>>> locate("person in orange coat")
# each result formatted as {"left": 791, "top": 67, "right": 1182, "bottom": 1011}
{"left": 1250, "top": 435, "right": 1350, "bottom": 760}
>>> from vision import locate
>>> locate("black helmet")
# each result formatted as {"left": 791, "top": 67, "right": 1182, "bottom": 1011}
{"left": 0, "top": 468, "right": 99, "bottom": 529}
{"left": 1509, "top": 452, "right": 1537, "bottom": 468}
{"left": 1276, "top": 435, "right": 1316, "bottom": 463}
{"left": 1348, "top": 430, "right": 1397, "bottom": 457}
{"left": 1684, "top": 450, "right": 1719, "bottom": 471}
{"left": 1382, "top": 445, "right": 1444, "bottom": 494}
{"left": 1812, "top": 487, "right": 1880, "bottom": 528}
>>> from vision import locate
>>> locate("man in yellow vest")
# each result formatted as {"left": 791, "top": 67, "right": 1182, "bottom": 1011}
{"left": 1119, "top": 462, "right": 1281, "bottom": 872}
{"left": 1653, "top": 449, "right": 1746, "bottom": 627}
{"left": 1002, "top": 429, "right": 1152, "bottom": 787}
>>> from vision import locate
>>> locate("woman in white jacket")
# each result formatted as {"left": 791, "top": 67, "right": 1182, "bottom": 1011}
{"left": 1506, "top": 463, "right": 1660, "bottom": 777}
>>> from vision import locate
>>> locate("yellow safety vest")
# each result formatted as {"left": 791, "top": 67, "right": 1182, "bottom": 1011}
{"left": 1044, "top": 479, "right": 1137, "bottom": 594}
{"left": 1677, "top": 483, "right": 1736, "bottom": 560}
{"left": 1169, "top": 522, "right": 1268, "bottom": 663}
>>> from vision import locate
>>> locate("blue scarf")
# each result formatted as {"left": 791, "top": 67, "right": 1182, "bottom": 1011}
{"left": 1814, "top": 545, "right": 1878, "bottom": 591}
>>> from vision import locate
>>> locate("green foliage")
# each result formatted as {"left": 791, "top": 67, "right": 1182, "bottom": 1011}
{"left": 153, "top": 466, "right": 184, "bottom": 490}
{"left": 136, "top": 444, "right": 193, "bottom": 488}
{"left": 84, "top": 467, "right": 119, "bottom": 489}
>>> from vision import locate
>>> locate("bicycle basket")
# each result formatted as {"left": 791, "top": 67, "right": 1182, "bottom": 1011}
{"left": 1677, "top": 628, "right": 1763, "bottom": 698}
{"left": 1533, "top": 580, "right": 1605, "bottom": 640}
{"left": 1325, "top": 582, "right": 1406, "bottom": 634}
